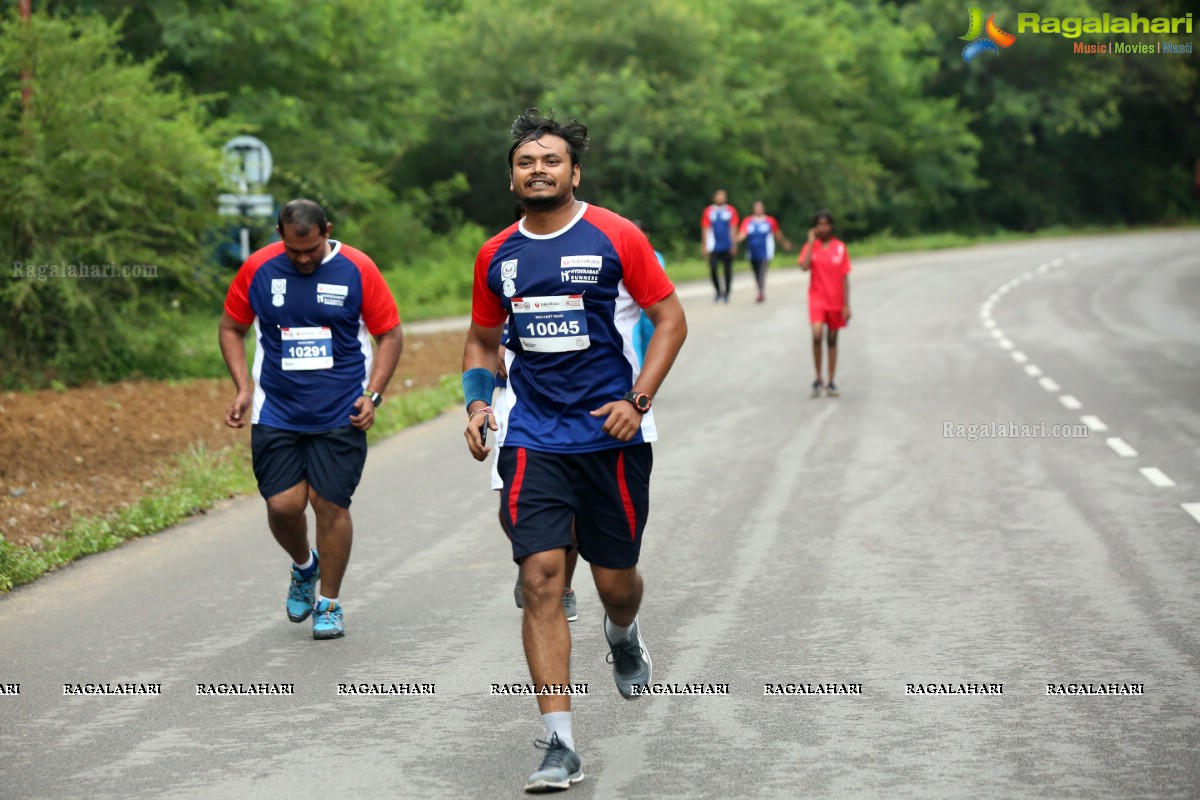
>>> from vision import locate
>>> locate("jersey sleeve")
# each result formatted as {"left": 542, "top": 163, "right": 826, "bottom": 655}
{"left": 613, "top": 220, "right": 675, "bottom": 309}
{"left": 699, "top": 205, "right": 712, "bottom": 230}
{"left": 729, "top": 207, "right": 740, "bottom": 230}
{"left": 737, "top": 217, "right": 751, "bottom": 235}
{"left": 797, "top": 242, "right": 811, "bottom": 265}
{"left": 223, "top": 243, "right": 282, "bottom": 324}
{"left": 348, "top": 249, "right": 401, "bottom": 335}
{"left": 471, "top": 232, "right": 509, "bottom": 328}
{"left": 769, "top": 216, "right": 780, "bottom": 234}
{"left": 841, "top": 243, "right": 852, "bottom": 274}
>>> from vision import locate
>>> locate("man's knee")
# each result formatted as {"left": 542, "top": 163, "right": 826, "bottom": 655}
{"left": 593, "top": 565, "right": 640, "bottom": 606}
{"left": 308, "top": 488, "right": 348, "bottom": 520}
{"left": 266, "top": 483, "right": 307, "bottom": 519}
{"left": 521, "top": 550, "right": 566, "bottom": 605}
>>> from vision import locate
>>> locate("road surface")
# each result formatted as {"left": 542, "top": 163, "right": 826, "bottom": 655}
{"left": 2, "top": 231, "right": 1199, "bottom": 799}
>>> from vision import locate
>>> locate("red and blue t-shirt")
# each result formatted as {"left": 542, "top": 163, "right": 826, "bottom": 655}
{"left": 701, "top": 204, "right": 739, "bottom": 254}
{"left": 224, "top": 240, "right": 400, "bottom": 432}
{"left": 472, "top": 203, "right": 675, "bottom": 453}
{"left": 739, "top": 215, "right": 780, "bottom": 262}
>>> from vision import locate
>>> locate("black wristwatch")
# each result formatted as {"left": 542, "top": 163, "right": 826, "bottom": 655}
{"left": 623, "top": 390, "right": 651, "bottom": 413}
{"left": 363, "top": 389, "right": 382, "bottom": 407}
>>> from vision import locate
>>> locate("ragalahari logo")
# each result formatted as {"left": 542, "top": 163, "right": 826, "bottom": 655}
{"left": 961, "top": 7, "right": 1017, "bottom": 62}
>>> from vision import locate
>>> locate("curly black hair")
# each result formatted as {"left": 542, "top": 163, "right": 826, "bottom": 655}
{"left": 508, "top": 108, "right": 589, "bottom": 168}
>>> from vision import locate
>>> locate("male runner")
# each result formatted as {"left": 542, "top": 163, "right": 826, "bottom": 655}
{"left": 700, "top": 189, "right": 738, "bottom": 303}
{"left": 219, "top": 198, "right": 402, "bottom": 639}
{"left": 462, "top": 109, "right": 687, "bottom": 793}
{"left": 797, "top": 209, "right": 851, "bottom": 397}
{"left": 736, "top": 200, "right": 792, "bottom": 303}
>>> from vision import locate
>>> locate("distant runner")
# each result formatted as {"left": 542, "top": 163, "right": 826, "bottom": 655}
{"left": 736, "top": 200, "right": 792, "bottom": 303}
{"left": 700, "top": 189, "right": 739, "bottom": 303}
{"left": 798, "top": 209, "right": 851, "bottom": 397}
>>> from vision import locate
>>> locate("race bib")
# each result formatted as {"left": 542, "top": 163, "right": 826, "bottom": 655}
{"left": 511, "top": 295, "right": 589, "bottom": 353}
{"left": 280, "top": 326, "right": 334, "bottom": 370}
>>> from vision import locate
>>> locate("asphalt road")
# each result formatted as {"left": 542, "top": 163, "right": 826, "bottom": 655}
{"left": 2, "top": 231, "right": 1198, "bottom": 799}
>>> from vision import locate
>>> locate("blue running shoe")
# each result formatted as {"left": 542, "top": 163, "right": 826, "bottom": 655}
{"left": 287, "top": 552, "right": 319, "bottom": 622}
{"left": 525, "top": 733, "right": 583, "bottom": 793}
{"left": 312, "top": 599, "right": 344, "bottom": 640}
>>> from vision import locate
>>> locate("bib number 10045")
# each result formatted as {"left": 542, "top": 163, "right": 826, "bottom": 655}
{"left": 511, "top": 295, "right": 590, "bottom": 353}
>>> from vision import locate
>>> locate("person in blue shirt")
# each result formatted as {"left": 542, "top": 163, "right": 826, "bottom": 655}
{"left": 736, "top": 200, "right": 792, "bottom": 303}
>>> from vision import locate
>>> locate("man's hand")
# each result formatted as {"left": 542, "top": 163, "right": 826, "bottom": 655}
{"left": 349, "top": 395, "right": 376, "bottom": 431}
{"left": 224, "top": 390, "right": 252, "bottom": 428}
{"left": 464, "top": 405, "right": 498, "bottom": 461}
{"left": 590, "top": 399, "right": 643, "bottom": 442}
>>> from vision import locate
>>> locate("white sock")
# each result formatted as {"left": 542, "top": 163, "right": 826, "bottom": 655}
{"left": 317, "top": 594, "right": 338, "bottom": 607}
{"left": 605, "top": 616, "right": 635, "bottom": 643}
{"left": 294, "top": 552, "right": 315, "bottom": 572}
{"left": 542, "top": 711, "right": 574, "bottom": 752}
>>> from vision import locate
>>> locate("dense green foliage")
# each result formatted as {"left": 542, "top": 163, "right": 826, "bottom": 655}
{"left": 3, "top": 0, "right": 1197, "bottom": 386}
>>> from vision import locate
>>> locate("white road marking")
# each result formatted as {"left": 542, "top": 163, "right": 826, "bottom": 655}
{"left": 999, "top": 339, "right": 1014, "bottom": 350}
{"left": 1024, "top": 364, "right": 1042, "bottom": 376}
{"left": 1106, "top": 437, "right": 1138, "bottom": 458}
{"left": 1036, "top": 264, "right": 1049, "bottom": 274}
{"left": 988, "top": 293, "right": 1000, "bottom": 303}
{"left": 1051, "top": 257, "right": 1064, "bottom": 267}
{"left": 983, "top": 318, "right": 996, "bottom": 328}
{"left": 1059, "top": 395, "right": 1083, "bottom": 410}
{"left": 1080, "top": 415, "right": 1108, "bottom": 432}
{"left": 1183, "top": 503, "right": 1200, "bottom": 525}
{"left": 1139, "top": 468, "right": 1176, "bottom": 488}
{"left": 991, "top": 329, "right": 1004, "bottom": 339}
{"left": 1021, "top": 271, "right": 1034, "bottom": 281}
{"left": 1011, "top": 351, "right": 1028, "bottom": 363}
{"left": 1038, "top": 377, "right": 1061, "bottom": 392}
{"left": 997, "top": 285, "right": 1010, "bottom": 295}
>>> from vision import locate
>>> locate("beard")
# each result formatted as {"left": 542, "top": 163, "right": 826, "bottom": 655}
{"left": 516, "top": 183, "right": 573, "bottom": 212}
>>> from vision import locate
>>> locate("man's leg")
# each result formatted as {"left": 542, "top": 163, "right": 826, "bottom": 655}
{"left": 521, "top": 548, "right": 571, "bottom": 704}
{"left": 708, "top": 252, "right": 722, "bottom": 300}
{"left": 721, "top": 252, "right": 733, "bottom": 300}
{"left": 310, "top": 489, "right": 353, "bottom": 600}
{"left": 562, "top": 522, "right": 580, "bottom": 622}
{"left": 592, "top": 564, "right": 642, "bottom": 628}
{"left": 266, "top": 481, "right": 311, "bottom": 564}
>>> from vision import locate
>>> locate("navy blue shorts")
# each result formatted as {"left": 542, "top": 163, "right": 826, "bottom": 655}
{"left": 498, "top": 444, "right": 652, "bottom": 569}
{"left": 251, "top": 424, "right": 367, "bottom": 509}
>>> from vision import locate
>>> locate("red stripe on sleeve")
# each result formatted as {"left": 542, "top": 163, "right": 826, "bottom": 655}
{"left": 616, "top": 449, "right": 637, "bottom": 540}
{"left": 508, "top": 447, "right": 527, "bottom": 529}
{"left": 472, "top": 226, "right": 517, "bottom": 328}
{"left": 223, "top": 241, "right": 285, "bottom": 324}
{"left": 584, "top": 206, "right": 675, "bottom": 310}
{"left": 342, "top": 244, "right": 401, "bottom": 336}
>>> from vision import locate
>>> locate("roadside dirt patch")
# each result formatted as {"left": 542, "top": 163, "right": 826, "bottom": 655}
{"left": 0, "top": 329, "right": 464, "bottom": 547}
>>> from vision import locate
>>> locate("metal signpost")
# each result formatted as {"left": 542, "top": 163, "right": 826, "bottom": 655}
{"left": 218, "top": 136, "right": 275, "bottom": 261}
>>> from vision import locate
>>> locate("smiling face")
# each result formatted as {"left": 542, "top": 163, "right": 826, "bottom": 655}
{"left": 279, "top": 221, "right": 331, "bottom": 274}
{"left": 509, "top": 134, "right": 579, "bottom": 212}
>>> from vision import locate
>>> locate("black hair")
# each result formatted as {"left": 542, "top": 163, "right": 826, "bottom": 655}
{"left": 277, "top": 198, "right": 329, "bottom": 235}
{"left": 508, "top": 108, "right": 589, "bottom": 168}
{"left": 812, "top": 208, "right": 834, "bottom": 226}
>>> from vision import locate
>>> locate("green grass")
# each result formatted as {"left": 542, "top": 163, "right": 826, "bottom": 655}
{"left": 0, "top": 376, "right": 463, "bottom": 592}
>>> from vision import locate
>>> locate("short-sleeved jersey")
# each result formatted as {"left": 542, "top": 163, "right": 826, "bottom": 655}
{"left": 701, "top": 204, "right": 739, "bottom": 253}
{"left": 472, "top": 203, "right": 675, "bottom": 454}
{"left": 224, "top": 240, "right": 400, "bottom": 432}
{"left": 798, "top": 237, "right": 851, "bottom": 307}
{"left": 739, "top": 215, "right": 780, "bottom": 262}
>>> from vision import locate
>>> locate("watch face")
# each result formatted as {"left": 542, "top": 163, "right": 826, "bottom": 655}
{"left": 635, "top": 393, "right": 651, "bottom": 412}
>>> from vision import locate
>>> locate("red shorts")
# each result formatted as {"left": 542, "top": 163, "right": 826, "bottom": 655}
{"left": 809, "top": 301, "right": 847, "bottom": 329}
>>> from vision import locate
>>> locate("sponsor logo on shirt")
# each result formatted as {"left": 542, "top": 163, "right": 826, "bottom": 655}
{"left": 272, "top": 279, "right": 287, "bottom": 294}
{"left": 501, "top": 259, "right": 518, "bottom": 279}
{"left": 316, "top": 283, "right": 349, "bottom": 306}
{"left": 560, "top": 254, "right": 602, "bottom": 284}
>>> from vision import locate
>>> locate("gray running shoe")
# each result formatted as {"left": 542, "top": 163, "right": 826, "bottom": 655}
{"left": 514, "top": 573, "right": 524, "bottom": 609}
{"left": 604, "top": 616, "right": 652, "bottom": 699}
{"left": 525, "top": 733, "right": 583, "bottom": 793}
{"left": 826, "top": 382, "right": 840, "bottom": 398}
{"left": 562, "top": 588, "right": 578, "bottom": 622}
{"left": 811, "top": 379, "right": 823, "bottom": 398}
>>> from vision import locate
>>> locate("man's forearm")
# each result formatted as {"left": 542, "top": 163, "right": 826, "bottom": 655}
{"left": 218, "top": 325, "right": 251, "bottom": 392}
{"left": 368, "top": 326, "right": 404, "bottom": 393}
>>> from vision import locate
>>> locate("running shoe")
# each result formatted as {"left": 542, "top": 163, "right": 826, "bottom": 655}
{"left": 312, "top": 599, "right": 344, "bottom": 640}
{"left": 515, "top": 573, "right": 524, "bottom": 609}
{"left": 604, "top": 616, "right": 652, "bottom": 699}
{"left": 755, "top": 292, "right": 764, "bottom": 303}
{"left": 286, "top": 552, "right": 319, "bottom": 622}
{"left": 810, "top": 379, "right": 824, "bottom": 398}
{"left": 525, "top": 733, "right": 583, "bottom": 793}
{"left": 826, "top": 382, "right": 840, "bottom": 398}
{"left": 562, "top": 588, "right": 578, "bottom": 622}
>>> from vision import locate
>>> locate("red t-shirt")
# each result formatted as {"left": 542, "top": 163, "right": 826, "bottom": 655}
{"left": 798, "top": 238, "right": 851, "bottom": 307}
